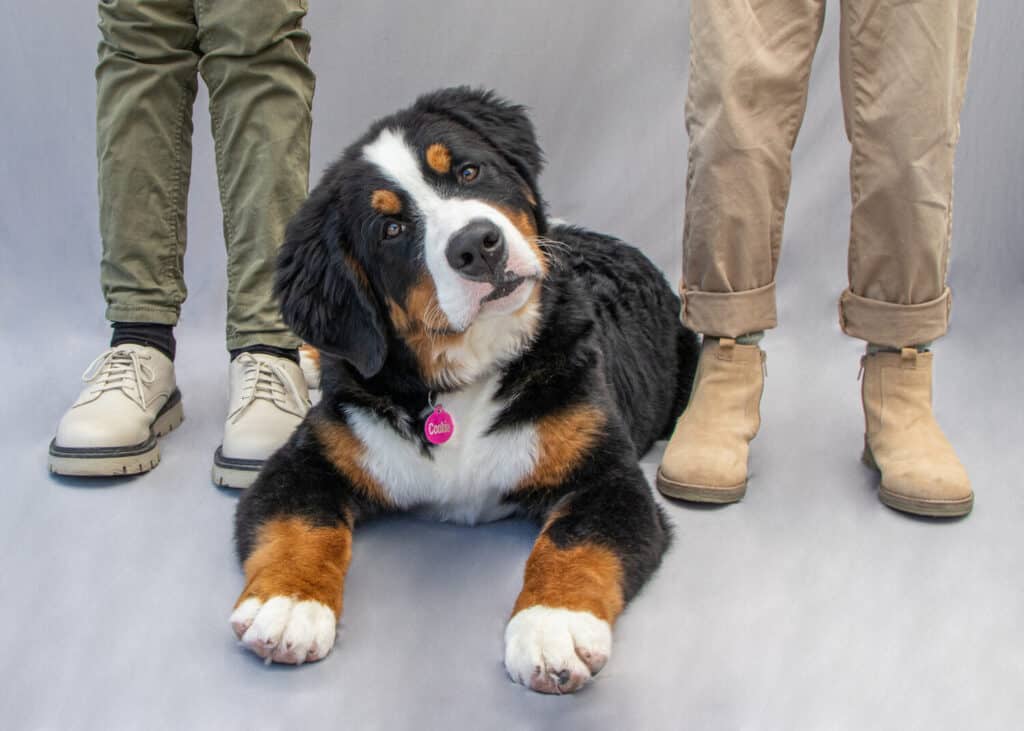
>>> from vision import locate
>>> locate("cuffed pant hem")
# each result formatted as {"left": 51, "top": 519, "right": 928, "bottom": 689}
{"left": 838, "top": 287, "right": 951, "bottom": 348}
{"left": 105, "top": 304, "right": 180, "bottom": 326}
{"left": 226, "top": 330, "right": 302, "bottom": 352}
{"left": 680, "top": 281, "right": 778, "bottom": 338}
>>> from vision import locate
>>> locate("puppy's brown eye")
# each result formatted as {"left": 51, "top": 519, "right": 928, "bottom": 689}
{"left": 458, "top": 164, "right": 480, "bottom": 183}
{"left": 383, "top": 221, "right": 405, "bottom": 240}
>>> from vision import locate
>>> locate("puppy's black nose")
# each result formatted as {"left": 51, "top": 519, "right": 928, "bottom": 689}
{"left": 446, "top": 219, "right": 507, "bottom": 281}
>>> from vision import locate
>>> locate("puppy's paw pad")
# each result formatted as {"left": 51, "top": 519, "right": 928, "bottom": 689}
{"left": 576, "top": 648, "right": 609, "bottom": 676}
{"left": 504, "top": 606, "right": 612, "bottom": 694}
{"left": 230, "top": 595, "right": 336, "bottom": 665}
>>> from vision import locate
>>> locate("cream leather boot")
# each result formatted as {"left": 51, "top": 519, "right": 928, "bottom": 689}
{"left": 49, "top": 344, "right": 182, "bottom": 476}
{"left": 213, "top": 353, "right": 310, "bottom": 488}
{"left": 861, "top": 348, "right": 973, "bottom": 517}
{"left": 657, "top": 337, "right": 765, "bottom": 503}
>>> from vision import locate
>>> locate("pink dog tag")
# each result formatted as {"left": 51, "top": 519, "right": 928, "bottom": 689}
{"left": 424, "top": 405, "right": 455, "bottom": 445}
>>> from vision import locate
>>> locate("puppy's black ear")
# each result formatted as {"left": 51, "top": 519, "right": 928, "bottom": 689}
{"left": 415, "top": 87, "right": 545, "bottom": 212}
{"left": 275, "top": 183, "right": 387, "bottom": 378}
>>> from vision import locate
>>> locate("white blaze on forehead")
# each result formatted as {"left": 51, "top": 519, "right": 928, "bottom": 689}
{"left": 361, "top": 128, "right": 542, "bottom": 332}
{"left": 363, "top": 128, "right": 442, "bottom": 214}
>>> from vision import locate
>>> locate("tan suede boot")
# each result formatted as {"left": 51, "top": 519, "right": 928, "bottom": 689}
{"left": 861, "top": 348, "right": 973, "bottom": 517}
{"left": 657, "top": 337, "right": 765, "bottom": 503}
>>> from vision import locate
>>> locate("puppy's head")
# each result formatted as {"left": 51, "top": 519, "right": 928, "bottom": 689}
{"left": 276, "top": 87, "right": 549, "bottom": 386}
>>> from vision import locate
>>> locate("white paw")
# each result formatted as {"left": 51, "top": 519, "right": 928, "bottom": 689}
{"left": 230, "top": 596, "right": 337, "bottom": 665}
{"left": 504, "top": 605, "right": 612, "bottom": 694}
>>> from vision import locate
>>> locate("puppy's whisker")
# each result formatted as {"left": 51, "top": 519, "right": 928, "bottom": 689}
{"left": 536, "top": 237, "right": 571, "bottom": 256}
{"left": 422, "top": 302, "right": 447, "bottom": 352}
{"left": 535, "top": 237, "right": 571, "bottom": 270}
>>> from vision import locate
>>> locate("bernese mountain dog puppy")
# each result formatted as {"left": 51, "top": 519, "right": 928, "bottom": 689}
{"left": 231, "top": 87, "right": 699, "bottom": 694}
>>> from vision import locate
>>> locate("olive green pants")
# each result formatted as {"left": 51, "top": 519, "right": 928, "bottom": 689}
{"left": 96, "top": 0, "right": 314, "bottom": 350}
{"left": 681, "top": 0, "right": 977, "bottom": 348}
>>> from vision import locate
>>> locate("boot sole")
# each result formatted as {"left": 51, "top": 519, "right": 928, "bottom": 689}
{"left": 48, "top": 391, "right": 184, "bottom": 477}
{"left": 655, "top": 468, "right": 746, "bottom": 504}
{"left": 211, "top": 447, "right": 263, "bottom": 489}
{"left": 862, "top": 445, "right": 974, "bottom": 518}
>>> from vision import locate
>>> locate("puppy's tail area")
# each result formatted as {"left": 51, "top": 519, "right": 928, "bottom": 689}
{"left": 299, "top": 344, "right": 322, "bottom": 390}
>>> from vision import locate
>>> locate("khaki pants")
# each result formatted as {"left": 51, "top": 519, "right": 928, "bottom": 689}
{"left": 681, "top": 0, "right": 978, "bottom": 348}
{"left": 96, "top": 0, "right": 315, "bottom": 350}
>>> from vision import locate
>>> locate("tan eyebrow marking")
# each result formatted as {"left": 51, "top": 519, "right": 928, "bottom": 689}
{"left": 371, "top": 189, "right": 402, "bottom": 215}
{"left": 425, "top": 143, "right": 452, "bottom": 174}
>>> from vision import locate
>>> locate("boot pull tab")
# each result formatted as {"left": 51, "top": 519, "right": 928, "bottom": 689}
{"left": 717, "top": 338, "right": 736, "bottom": 362}
{"left": 900, "top": 347, "right": 918, "bottom": 368}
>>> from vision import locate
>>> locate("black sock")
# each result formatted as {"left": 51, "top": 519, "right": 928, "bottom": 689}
{"left": 229, "top": 345, "right": 300, "bottom": 365}
{"left": 111, "top": 322, "right": 176, "bottom": 361}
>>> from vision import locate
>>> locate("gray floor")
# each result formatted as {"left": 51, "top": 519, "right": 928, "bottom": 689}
{"left": 3, "top": 1, "right": 1023, "bottom": 729}
{"left": 3, "top": 312, "right": 1023, "bottom": 730}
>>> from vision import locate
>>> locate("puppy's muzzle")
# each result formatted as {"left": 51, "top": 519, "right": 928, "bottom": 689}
{"left": 446, "top": 219, "right": 508, "bottom": 282}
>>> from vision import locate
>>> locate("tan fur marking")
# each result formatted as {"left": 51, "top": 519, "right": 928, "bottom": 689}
{"left": 386, "top": 277, "right": 466, "bottom": 387}
{"left": 513, "top": 535, "right": 624, "bottom": 623}
{"left": 519, "top": 404, "right": 607, "bottom": 490}
{"left": 425, "top": 143, "right": 452, "bottom": 174}
{"left": 388, "top": 270, "right": 542, "bottom": 388}
{"left": 371, "top": 189, "right": 402, "bottom": 215}
{"left": 387, "top": 297, "right": 411, "bottom": 333}
{"left": 315, "top": 421, "right": 393, "bottom": 507}
{"left": 405, "top": 275, "right": 452, "bottom": 331}
{"left": 237, "top": 517, "right": 352, "bottom": 616}
{"left": 344, "top": 254, "right": 371, "bottom": 292}
{"left": 299, "top": 344, "right": 320, "bottom": 370}
{"left": 486, "top": 203, "right": 547, "bottom": 274}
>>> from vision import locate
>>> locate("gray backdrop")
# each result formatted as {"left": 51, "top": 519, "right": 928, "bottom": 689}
{"left": 1, "top": 1, "right": 1022, "bottom": 729}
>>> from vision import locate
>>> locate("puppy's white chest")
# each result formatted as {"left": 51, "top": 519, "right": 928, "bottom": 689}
{"left": 346, "top": 376, "right": 538, "bottom": 524}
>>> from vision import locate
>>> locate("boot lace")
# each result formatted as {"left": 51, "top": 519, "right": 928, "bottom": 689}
{"left": 230, "top": 354, "right": 308, "bottom": 423}
{"left": 81, "top": 348, "right": 157, "bottom": 408}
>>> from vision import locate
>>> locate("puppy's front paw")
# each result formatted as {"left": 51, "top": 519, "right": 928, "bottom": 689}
{"left": 230, "top": 595, "right": 337, "bottom": 665}
{"left": 504, "top": 605, "right": 612, "bottom": 694}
